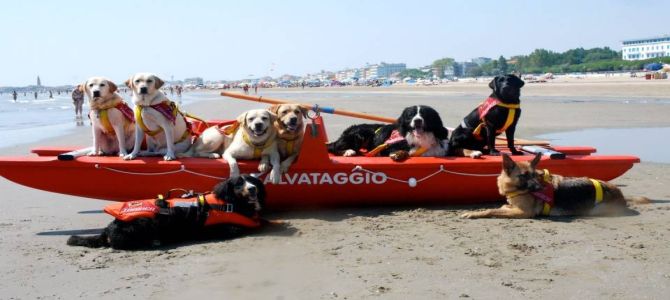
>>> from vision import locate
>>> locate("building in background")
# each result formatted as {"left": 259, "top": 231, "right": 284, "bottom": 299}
{"left": 471, "top": 57, "right": 492, "bottom": 66}
{"left": 622, "top": 34, "right": 670, "bottom": 60}
{"left": 184, "top": 77, "right": 204, "bottom": 86}
{"left": 375, "top": 62, "right": 406, "bottom": 79}
{"left": 36, "top": 76, "right": 41, "bottom": 87}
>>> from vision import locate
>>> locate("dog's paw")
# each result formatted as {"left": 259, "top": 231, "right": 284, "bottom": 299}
{"left": 510, "top": 148, "right": 524, "bottom": 156}
{"left": 123, "top": 153, "right": 137, "bottom": 160}
{"left": 163, "top": 152, "right": 176, "bottom": 161}
{"left": 469, "top": 151, "right": 483, "bottom": 159}
{"left": 460, "top": 212, "right": 476, "bottom": 219}
{"left": 118, "top": 152, "right": 129, "bottom": 158}
{"left": 269, "top": 170, "right": 281, "bottom": 184}
{"left": 258, "top": 162, "right": 271, "bottom": 173}
{"left": 343, "top": 149, "right": 357, "bottom": 157}
{"left": 280, "top": 161, "right": 291, "bottom": 173}
{"left": 87, "top": 151, "right": 99, "bottom": 156}
{"left": 390, "top": 150, "right": 410, "bottom": 162}
{"left": 208, "top": 153, "right": 221, "bottom": 159}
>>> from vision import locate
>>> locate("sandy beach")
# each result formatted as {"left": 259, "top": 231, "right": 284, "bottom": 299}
{"left": 1, "top": 79, "right": 670, "bottom": 299}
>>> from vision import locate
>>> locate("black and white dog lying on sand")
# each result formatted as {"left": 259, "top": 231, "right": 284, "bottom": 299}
{"left": 327, "top": 105, "right": 449, "bottom": 161}
{"left": 67, "top": 175, "right": 266, "bottom": 250}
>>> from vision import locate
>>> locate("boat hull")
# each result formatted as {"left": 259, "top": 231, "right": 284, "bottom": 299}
{"left": 0, "top": 117, "right": 640, "bottom": 209}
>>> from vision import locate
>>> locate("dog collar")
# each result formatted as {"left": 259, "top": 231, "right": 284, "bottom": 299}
{"left": 242, "top": 130, "right": 273, "bottom": 159}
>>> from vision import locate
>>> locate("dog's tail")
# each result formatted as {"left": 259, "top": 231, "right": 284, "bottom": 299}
{"left": 67, "top": 234, "right": 109, "bottom": 248}
{"left": 626, "top": 196, "right": 651, "bottom": 205}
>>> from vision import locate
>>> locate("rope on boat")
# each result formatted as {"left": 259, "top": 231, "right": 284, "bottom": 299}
{"left": 94, "top": 164, "right": 226, "bottom": 180}
{"left": 352, "top": 165, "right": 499, "bottom": 187}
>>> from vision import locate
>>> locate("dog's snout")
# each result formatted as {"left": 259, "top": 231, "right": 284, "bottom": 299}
{"left": 289, "top": 117, "right": 298, "bottom": 125}
{"left": 413, "top": 119, "right": 423, "bottom": 127}
{"left": 247, "top": 185, "right": 257, "bottom": 194}
{"left": 92, "top": 91, "right": 101, "bottom": 97}
{"left": 139, "top": 87, "right": 148, "bottom": 94}
{"left": 254, "top": 123, "right": 263, "bottom": 130}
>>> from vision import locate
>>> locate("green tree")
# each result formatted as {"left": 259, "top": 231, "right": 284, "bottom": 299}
{"left": 398, "top": 68, "right": 429, "bottom": 79}
{"left": 498, "top": 56, "right": 508, "bottom": 74}
{"left": 432, "top": 57, "right": 455, "bottom": 78}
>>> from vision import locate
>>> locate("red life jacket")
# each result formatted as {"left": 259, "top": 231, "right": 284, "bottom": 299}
{"left": 104, "top": 193, "right": 261, "bottom": 228}
{"left": 471, "top": 97, "right": 520, "bottom": 140}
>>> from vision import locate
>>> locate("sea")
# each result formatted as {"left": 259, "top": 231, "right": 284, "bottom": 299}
{"left": 0, "top": 91, "right": 219, "bottom": 150}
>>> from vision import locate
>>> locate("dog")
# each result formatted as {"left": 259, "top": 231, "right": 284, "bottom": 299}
{"left": 178, "top": 124, "right": 234, "bottom": 159}
{"left": 327, "top": 105, "right": 449, "bottom": 161}
{"left": 67, "top": 175, "right": 266, "bottom": 249}
{"left": 80, "top": 77, "right": 135, "bottom": 157}
{"left": 123, "top": 73, "right": 191, "bottom": 161}
{"left": 223, "top": 109, "right": 281, "bottom": 184}
{"left": 449, "top": 74, "right": 525, "bottom": 158}
{"left": 270, "top": 104, "right": 307, "bottom": 172}
{"left": 460, "top": 153, "right": 649, "bottom": 219}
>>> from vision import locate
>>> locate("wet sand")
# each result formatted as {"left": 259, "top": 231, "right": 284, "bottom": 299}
{"left": 1, "top": 79, "right": 670, "bottom": 299}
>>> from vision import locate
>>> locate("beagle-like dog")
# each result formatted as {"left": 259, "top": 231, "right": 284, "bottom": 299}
{"left": 81, "top": 77, "right": 135, "bottom": 157}
{"left": 270, "top": 104, "right": 307, "bottom": 172}
{"left": 123, "top": 73, "right": 191, "bottom": 161}
{"left": 223, "top": 109, "right": 281, "bottom": 184}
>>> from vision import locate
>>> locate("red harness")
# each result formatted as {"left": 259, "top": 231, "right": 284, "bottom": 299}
{"left": 104, "top": 193, "right": 261, "bottom": 228}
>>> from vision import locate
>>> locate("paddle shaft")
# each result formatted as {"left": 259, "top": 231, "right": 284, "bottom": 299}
{"left": 221, "top": 91, "right": 396, "bottom": 123}
{"left": 220, "top": 91, "right": 549, "bottom": 146}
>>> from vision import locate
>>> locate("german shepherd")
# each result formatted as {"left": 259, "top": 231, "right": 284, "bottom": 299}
{"left": 461, "top": 153, "right": 649, "bottom": 219}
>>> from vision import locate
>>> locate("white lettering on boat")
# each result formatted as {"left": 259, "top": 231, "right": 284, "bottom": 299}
{"left": 263, "top": 172, "right": 387, "bottom": 185}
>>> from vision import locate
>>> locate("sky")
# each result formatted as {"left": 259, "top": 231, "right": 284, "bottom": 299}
{"left": 0, "top": 0, "right": 668, "bottom": 86}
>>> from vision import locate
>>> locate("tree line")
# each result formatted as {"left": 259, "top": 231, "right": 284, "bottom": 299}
{"left": 399, "top": 47, "right": 670, "bottom": 79}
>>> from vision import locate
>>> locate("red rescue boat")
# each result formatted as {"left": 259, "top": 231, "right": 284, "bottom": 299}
{"left": 0, "top": 117, "right": 639, "bottom": 209}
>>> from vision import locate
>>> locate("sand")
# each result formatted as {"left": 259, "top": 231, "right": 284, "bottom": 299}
{"left": 1, "top": 78, "right": 670, "bottom": 299}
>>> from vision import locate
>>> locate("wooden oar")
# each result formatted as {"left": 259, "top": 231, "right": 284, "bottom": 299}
{"left": 220, "top": 91, "right": 549, "bottom": 146}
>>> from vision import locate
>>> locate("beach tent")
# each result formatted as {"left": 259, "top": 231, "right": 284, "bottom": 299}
{"left": 644, "top": 63, "right": 663, "bottom": 71}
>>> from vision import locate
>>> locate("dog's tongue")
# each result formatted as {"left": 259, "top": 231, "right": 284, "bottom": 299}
{"left": 414, "top": 128, "right": 424, "bottom": 136}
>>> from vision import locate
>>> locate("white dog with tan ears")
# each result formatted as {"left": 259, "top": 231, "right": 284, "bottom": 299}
{"left": 223, "top": 109, "right": 281, "bottom": 184}
{"left": 81, "top": 77, "right": 136, "bottom": 157}
{"left": 123, "top": 73, "right": 192, "bottom": 161}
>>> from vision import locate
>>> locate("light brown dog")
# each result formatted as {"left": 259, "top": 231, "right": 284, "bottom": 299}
{"left": 461, "top": 153, "right": 648, "bottom": 219}
{"left": 80, "top": 77, "right": 136, "bottom": 157}
{"left": 269, "top": 104, "right": 307, "bottom": 172}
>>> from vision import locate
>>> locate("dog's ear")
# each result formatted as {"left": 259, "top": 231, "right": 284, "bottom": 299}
{"left": 529, "top": 152, "right": 542, "bottom": 169}
{"left": 267, "top": 110, "right": 278, "bottom": 124}
{"left": 269, "top": 104, "right": 281, "bottom": 115}
{"left": 153, "top": 76, "right": 165, "bottom": 89}
{"left": 299, "top": 106, "right": 309, "bottom": 119}
{"left": 212, "top": 180, "right": 228, "bottom": 200}
{"left": 488, "top": 76, "right": 500, "bottom": 92}
{"left": 107, "top": 80, "right": 118, "bottom": 93}
{"left": 502, "top": 153, "right": 517, "bottom": 175}
{"left": 435, "top": 126, "right": 449, "bottom": 140}
{"left": 237, "top": 112, "right": 248, "bottom": 127}
{"left": 125, "top": 76, "right": 134, "bottom": 89}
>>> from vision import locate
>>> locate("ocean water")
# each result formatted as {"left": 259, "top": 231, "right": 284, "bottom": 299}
{"left": 538, "top": 127, "right": 670, "bottom": 164}
{"left": 0, "top": 91, "right": 216, "bottom": 150}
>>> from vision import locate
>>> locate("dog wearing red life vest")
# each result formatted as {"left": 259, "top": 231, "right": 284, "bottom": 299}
{"left": 460, "top": 153, "right": 649, "bottom": 219}
{"left": 80, "top": 77, "right": 136, "bottom": 157}
{"left": 269, "top": 104, "right": 307, "bottom": 172}
{"left": 67, "top": 175, "right": 266, "bottom": 249}
{"left": 123, "top": 73, "right": 192, "bottom": 161}
{"left": 327, "top": 105, "right": 449, "bottom": 161}
{"left": 449, "top": 74, "right": 525, "bottom": 158}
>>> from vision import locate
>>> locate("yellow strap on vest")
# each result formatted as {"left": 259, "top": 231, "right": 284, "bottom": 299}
{"left": 590, "top": 179, "right": 604, "bottom": 204}
{"left": 498, "top": 107, "right": 517, "bottom": 134}
{"left": 134, "top": 105, "right": 163, "bottom": 136}
{"left": 242, "top": 131, "right": 272, "bottom": 159}
{"left": 411, "top": 147, "right": 428, "bottom": 157}
{"left": 99, "top": 109, "right": 114, "bottom": 134}
{"left": 542, "top": 169, "right": 552, "bottom": 183}
{"left": 286, "top": 140, "right": 294, "bottom": 155}
{"left": 198, "top": 194, "right": 206, "bottom": 206}
{"left": 505, "top": 190, "right": 527, "bottom": 198}
{"left": 496, "top": 103, "right": 520, "bottom": 109}
{"left": 542, "top": 203, "right": 552, "bottom": 216}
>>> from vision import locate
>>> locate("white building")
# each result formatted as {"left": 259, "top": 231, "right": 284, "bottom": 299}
{"left": 622, "top": 34, "right": 670, "bottom": 61}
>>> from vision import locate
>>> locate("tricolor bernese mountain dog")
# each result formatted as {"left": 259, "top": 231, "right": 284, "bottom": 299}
{"left": 327, "top": 105, "right": 449, "bottom": 161}
{"left": 67, "top": 175, "right": 266, "bottom": 250}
